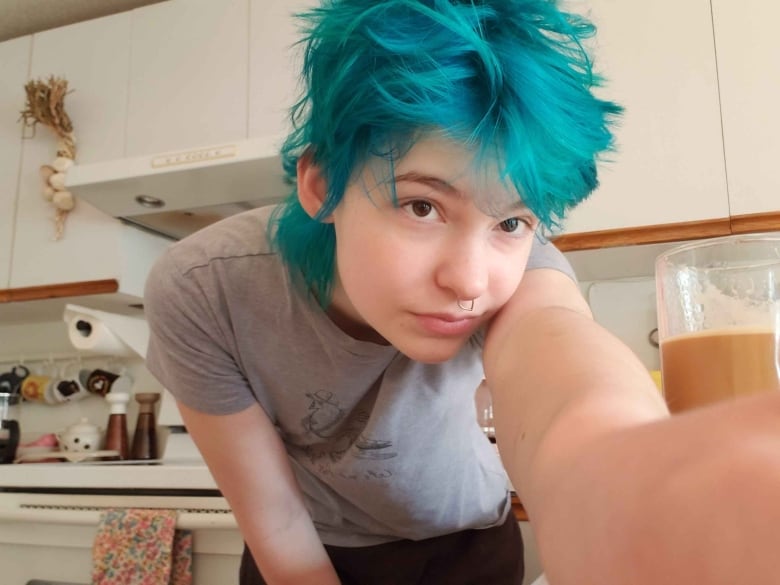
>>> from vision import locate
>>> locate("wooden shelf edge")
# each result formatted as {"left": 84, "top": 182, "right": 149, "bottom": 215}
{"left": 551, "top": 218, "right": 732, "bottom": 252}
{"left": 511, "top": 493, "right": 528, "bottom": 522}
{"left": 0, "top": 279, "right": 119, "bottom": 303}
{"left": 552, "top": 211, "right": 780, "bottom": 253}
{"left": 730, "top": 211, "right": 780, "bottom": 234}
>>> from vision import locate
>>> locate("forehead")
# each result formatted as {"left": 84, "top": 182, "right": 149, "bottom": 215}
{"left": 367, "top": 135, "right": 527, "bottom": 215}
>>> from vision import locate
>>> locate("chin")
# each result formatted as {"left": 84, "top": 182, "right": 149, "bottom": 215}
{"left": 394, "top": 339, "right": 466, "bottom": 364}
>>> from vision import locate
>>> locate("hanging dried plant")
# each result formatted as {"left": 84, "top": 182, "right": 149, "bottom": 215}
{"left": 20, "top": 76, "right": 78, "bottom": 240}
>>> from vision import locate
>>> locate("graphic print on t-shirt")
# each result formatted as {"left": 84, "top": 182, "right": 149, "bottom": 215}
{"left": 301, "top": 389, "right": 397, "bottom": 464}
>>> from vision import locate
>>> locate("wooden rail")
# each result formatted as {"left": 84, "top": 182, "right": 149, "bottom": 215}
{"left": 0, "top": 279, "right": 118, "bottom": 303}
{"left": 512, "top": 493, "right": 528, "bottom": 522}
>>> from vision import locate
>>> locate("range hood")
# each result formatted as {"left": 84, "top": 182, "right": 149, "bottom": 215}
{"left": 66, "top": 136, "right": 290, "bottom": 240}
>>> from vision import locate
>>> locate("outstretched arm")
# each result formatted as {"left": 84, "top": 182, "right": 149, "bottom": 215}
{"left": 483, "top": 268, "right": 780, "bottom": 585}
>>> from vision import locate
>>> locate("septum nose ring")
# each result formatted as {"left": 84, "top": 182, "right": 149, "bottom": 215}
{"left": 457, "top": 299, "right": 475, "bottom": 312}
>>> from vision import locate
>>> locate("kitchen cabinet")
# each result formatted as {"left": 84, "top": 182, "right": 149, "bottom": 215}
{"left": 9, "top": 13, "right": 169, "bottom": 294}
{"left": 0, "top": 37, "right": 30, "bottom": 289}
{"left": 559, "top": 0, "right": 729, "bottom": 238}
{"left": 125, "top": 0, "right": 249, "bottom": 156}
{"left": 248, "top": 0, "right": 317, "bottom": 143}
{"left": 711, "top": 0, "right": 780, "bottom": 220}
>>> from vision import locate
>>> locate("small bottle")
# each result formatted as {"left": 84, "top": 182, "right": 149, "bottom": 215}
{"left": 0, "top": 392, "right": 21, "bottom": 464}
{"left": 474, "top": 380, "right": 496, "bottom": 443}
{"left": 104, "top": 392, "right": 130, "bottom": 460}
{"left": 130, "top": 392, "right": 160, "bottom": 461}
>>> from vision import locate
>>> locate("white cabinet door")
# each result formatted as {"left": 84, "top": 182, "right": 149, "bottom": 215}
{"left": 560, "top": 0, "right": 729, "bottom": 235}
{"left": 126, "top": 0, "right": 249, "bottom": 156}
{"left": 10, "top": 13, "right": 134, "bottom": 288}
{"left": 248, "top": 0, "right": 316, "bottom": 143}
{"left": 712, "top": 0, "right": 780, "bottom": 216}
{"left": 0, "top": 37, "right": 31, "bottom": 289}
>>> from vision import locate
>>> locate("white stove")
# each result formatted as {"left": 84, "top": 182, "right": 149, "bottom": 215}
{"left": 0, "top": 417, "right": 243, "bottom": 584}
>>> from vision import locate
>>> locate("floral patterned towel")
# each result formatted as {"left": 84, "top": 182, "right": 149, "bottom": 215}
{"left": 92, "top": 508, "right": 193, "bottom": 585}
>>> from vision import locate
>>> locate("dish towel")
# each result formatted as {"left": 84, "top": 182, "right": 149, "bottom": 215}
{"left": 92, "top": 508, "right": 193, "bottom": 585}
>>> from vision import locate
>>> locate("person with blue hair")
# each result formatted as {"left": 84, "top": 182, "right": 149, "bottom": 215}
{"left": 144, "top": 1, "right": 780, "bottom": 584}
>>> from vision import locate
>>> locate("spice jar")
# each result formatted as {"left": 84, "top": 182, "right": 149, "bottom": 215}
{"left": 130, "top": 392, "right": 160, "bottom": 461}
{"left": 104, "top": 392, "right": 130, "bottom": 460}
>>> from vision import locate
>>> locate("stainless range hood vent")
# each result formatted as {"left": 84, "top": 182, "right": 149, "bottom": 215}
{"left": 66, "top": 136, "right": 290, "bottom": 240}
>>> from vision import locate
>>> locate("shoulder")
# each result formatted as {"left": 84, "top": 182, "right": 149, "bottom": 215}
{"left": 526, "top": 234, "right": 576, "bottom": 281}
{"left": 144, "top": 205, "right": 287, "bottom": 316}
{"left": 163, "top": 205, "right": 278, "bottom": 275}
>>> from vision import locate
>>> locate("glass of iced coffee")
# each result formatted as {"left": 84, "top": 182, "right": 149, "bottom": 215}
{"left": 655, "top": 233, "right": 780, "bottom": 413}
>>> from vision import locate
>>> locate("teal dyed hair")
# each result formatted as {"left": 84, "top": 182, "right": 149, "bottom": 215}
{"left": 271, "top": 0, "right": 622, "bottom": 305}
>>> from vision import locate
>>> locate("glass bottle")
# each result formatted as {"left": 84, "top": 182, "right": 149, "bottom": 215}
{"left": 104, "top": 392, "right": 130, "bottom": 460}
{"left": 130, "top": 392, "right": 160, "bottom": 461}
{"left": 0, "top": 392, "right": 20, "bottom": 464}
{"left": 474, "top": 380, "right": 496, "bottom": 442}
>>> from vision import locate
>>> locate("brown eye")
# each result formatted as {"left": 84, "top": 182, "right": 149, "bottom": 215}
{"left": 500, "top": 217, "right": 520, "bottom": 233}
{"left": 410, "top": 200, "right": 433, "bottom": 217}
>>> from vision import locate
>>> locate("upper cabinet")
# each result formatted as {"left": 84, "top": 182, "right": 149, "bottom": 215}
{"left": 248, "top": 0, "right": 316, "bottom": 143}
{"left": 0, "top": 37, "right": 31, "bottom": 289}
{"left": 126, "top": 0, "right": 249, "bottom": 156}
{"left": 9, "top": 13, "right": 169, "bottom": 293}
{"left": 560, "top": 0, "right": 729, "bottom": 237}
{"left": 711, "top": 0, "right": 780, "bottom": 218}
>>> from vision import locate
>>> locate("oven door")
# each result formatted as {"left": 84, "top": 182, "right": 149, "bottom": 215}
{"left": 0, "top": 489, "right": 244, "bottom": 585}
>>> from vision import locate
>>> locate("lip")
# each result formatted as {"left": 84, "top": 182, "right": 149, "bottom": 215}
{"left": 414, "top": 312, "right": 481, "bottom": 337}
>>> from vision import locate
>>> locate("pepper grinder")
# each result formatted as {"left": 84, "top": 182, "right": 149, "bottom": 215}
{"left": 103, "top": 392, "right": 130, "bottom": 460}
{"left": 130, "top": 392, "right": 160, "bottom": 461}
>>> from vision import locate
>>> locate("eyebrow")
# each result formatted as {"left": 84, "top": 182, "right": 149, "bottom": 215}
{"left": 395, "top": 172, "right": 459, "bottom": 195}
{"left": 394, "top": 171, "right": 531, "bottom": 213}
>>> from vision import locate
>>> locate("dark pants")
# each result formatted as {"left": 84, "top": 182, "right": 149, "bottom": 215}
{"left": 239, "top": 513, "right": 524, "bottom": 585}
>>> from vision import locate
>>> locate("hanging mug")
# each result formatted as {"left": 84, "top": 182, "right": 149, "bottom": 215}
{"left": 79, "top": 368, "right": 120, "bottom": 397}
{"left": 21, "top": 374, "right": 53, "bottom": 403}
{"left": 0, "top": 365, "right": 30, "bottom": 395}
{"left": 50, "top": 361, "right": 89, "bottom": 403}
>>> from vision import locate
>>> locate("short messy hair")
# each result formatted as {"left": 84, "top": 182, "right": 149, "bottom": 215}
{"left": 271, "top": 0, "right": 622, "bottom": 304}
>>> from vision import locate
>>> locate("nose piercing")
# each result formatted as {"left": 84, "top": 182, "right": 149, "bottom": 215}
{"left": 457, "top": 299, "right": 475, "bottom": 312}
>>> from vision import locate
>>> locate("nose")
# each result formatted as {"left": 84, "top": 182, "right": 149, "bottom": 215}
{"left": 435, "top": 236, "right": 489, "bottom": 303}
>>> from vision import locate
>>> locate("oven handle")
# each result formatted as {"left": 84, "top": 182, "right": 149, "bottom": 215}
{"left": 0, "top": 507, "right": 237, "bottom": 530}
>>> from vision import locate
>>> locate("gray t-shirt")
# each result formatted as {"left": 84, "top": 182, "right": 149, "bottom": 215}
{"left": 144, "top": 205, "right": 576, "bottom": 546}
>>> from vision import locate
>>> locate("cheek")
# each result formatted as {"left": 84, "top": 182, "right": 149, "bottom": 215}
{"left": 489, "top": 246, "right": 533, "bottom": 300}
{"left": 333, "top": 219, "right": 391, "bottom": 296}
{"left": 334, "top": 202, "right": 415, "bottom": 287}
{"left": 337, "top": 237, "right": 407, "bottom": 296}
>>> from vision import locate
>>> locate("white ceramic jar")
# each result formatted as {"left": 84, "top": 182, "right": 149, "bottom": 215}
{"left": 56, "top": 418, "right": 101, "bottom": 452}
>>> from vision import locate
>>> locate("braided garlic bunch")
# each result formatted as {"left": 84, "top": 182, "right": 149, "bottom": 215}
{"left": 20, "top": 76, "right": 77, "bottom": 240}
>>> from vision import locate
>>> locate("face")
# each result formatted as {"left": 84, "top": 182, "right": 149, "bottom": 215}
{"left": 324, "top": 136, "right": 538, "bottom": 363}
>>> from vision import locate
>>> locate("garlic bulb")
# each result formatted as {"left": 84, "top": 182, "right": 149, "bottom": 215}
{"left": 52, "top": 190, "right": 75, "bottom": 211}
{"left": 42, "top": 185, "right": 55, "bottom": 201}
{"left": 39, "top": 165, "right": 55, "bottom": 182}
{"left": 48, "top": 172, "right": 67, "bottom": 190}
{"left": 52, "top": 156, "right": 74, "bottom": 172}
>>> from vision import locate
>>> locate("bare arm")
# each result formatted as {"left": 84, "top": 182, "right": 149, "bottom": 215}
{"left": 484, "top": 268, "right": 780, "bottom": 584}
{"left": 177, "top": 401, "right": 341, "bottom": 585}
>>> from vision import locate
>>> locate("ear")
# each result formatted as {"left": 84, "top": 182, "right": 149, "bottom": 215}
{"left": 297, "top": 151, "right": 333, "bottom": 222}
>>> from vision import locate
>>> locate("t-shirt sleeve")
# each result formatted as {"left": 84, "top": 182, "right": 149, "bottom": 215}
{"left": 144, "top": 249, "right": 258, "bottom": 416}
{"left": 525, "top": 234, "right": 577, "bottom": 281}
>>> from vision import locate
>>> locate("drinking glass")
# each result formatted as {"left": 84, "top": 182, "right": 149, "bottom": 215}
{"left": 655, "top": 233, "right": 780, "bottom": 413}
